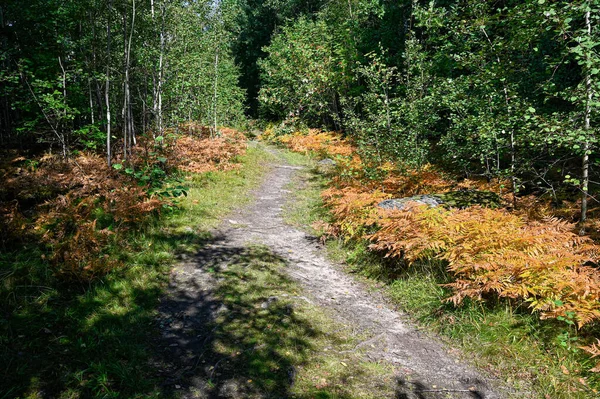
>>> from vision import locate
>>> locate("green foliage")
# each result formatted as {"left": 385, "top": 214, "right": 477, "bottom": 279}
{"left": 256, "top": 0, "right": 600, "bottom": 208}
{"left": 343, "top": 48, "right": 432, "bottom": 169}
{"left": 259, "top": 18, "right": 340, "bottom": 123}
{"left": 74, "top": 124, "right": 106, "bottom": 150}
{"left": 231, "top": 0, "right": 328, "bottom": 114}
{"left": 164, "top": 0, "right": 246, "bottom": 129}
{"left": 1, "top": 0, "right": 246, "bottom": 154}
{"left": 437, "top": 190, "right": 502, "bottom": 209}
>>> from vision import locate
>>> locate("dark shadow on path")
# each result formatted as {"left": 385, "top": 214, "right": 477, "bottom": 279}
{"left": 0, "top": 230, "right": 216, "bottom": 399}
{"left": 395, "top": 376, "right": 487, "bottom": 399}
{"left": 153, "top": 234, "right": 364, "bottom": 398}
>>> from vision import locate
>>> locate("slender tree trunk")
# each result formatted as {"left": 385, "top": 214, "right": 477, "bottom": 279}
{"left": 122, "top": 0, "right": 136, "bottom": 159}
{"left": 0, "top": 7, "right": 6, "bottom": 145}
{"left": 482, "top": 26, "right": 517, "bottom": 207}
{"left": 331, "top": 92, "right": 341, "bottom": 131}
{"left": 213, "top": 48, "right": 219, "bottom": 137}
{"left": 129, "top": 89, "right": 135, "bottom": 145}
{"left": 96, "top": 81, "right": 104, "bottom": 126}
{"left": 152, "top": 72, "right": 157, "bottom": 138}
{"left": 151, "top": 0, "right": 164, "bottom": 137}
{"left": 88, "top": 79, "right": 95, "bottom": 124}
{"left": 580, "top": 9, "right": 592, "bottom": 233}
{"left": 157, "top": 1, "right": 165, "bottom": 136}
{"left": 130, "top": 15, "right": 136, "bottom": 147}
{"left": 122, "top": 8, "right": 127, "bottom": 159}
{"left": 58, "top": 56, "right": 68, "bottom": 157}
{"left": 384, "top": 86, "right": 391, "bottom": 133}
{"left": 142, "top": 78, "right": 147, "bottom": 134}
{"left": 509, "top": 121, "right": 517, "bottom": 207}
{"left": 106, "top": 0, "right": 112, "bottom": 166}
{"left": 88, "top": 14, "right": 96, "bottom": 126}
{"left": 59, "top": 56, "right": 67, "bottom": 100}
{"left": 179, "top": 41, "right": 188, "bottom": 121}
{"left": 151, "top": 0, "right": 158, "bottom": 134}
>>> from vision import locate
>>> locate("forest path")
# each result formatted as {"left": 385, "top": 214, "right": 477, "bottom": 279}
{"left": 156, "top": 144, "right": 510, "bottom": 399}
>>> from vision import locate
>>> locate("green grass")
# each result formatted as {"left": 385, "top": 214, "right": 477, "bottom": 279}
{"left": 273, "top": 147, "right": 316, "bottom": 168}
{"left": 283, "top": 162, "right": 330, "bottom": 231}
{"left": 0, "top": 144, "right": 277, "bottom": 399}
{"left": 165, "top": 143, "right": 278, "bottom": 233}
{"left": 381, "top": 262, "right": 600, "bottom": 399}
{"left": 283, "top": 151, "right": 600, "bottom": 399}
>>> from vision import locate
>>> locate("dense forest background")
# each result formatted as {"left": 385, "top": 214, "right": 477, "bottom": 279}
{"left": 2, "top": 0, "right": 599, "bottom": 222}
{"left": 255, "top": 0, "right": 600, "bottom": 226}
{"left": 0, "top": 0, "right": 246, "bottom": 160}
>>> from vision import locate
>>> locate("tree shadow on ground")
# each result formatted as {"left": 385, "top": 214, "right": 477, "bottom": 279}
{"left": 0, "top": 229, "right": 214, "bottom": 399}
{"left": 394, "top": 376, "right": 487, "bottom": 399}
{"left": 0, "top": 272, "right": 166, "bottom": 399}
{"left": 2, "top": 225, "right": 490, "bottom": 399}
{"left": 153, "top": 235, "right": 375, "bottom": 399}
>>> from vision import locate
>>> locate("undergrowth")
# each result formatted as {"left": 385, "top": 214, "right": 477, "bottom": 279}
{"left": 1, "top": 123, "right": 247, "bottom": 282}
{"left": 0, "top": 131, "right": 266, "bottom": 399}
{"left": 276, "top": 130, "right": 600, "bottom": 398}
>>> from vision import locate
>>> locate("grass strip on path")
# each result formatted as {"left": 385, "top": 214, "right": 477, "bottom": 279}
{"left": 171, "top": 243, "right": 396, "bottom": 398}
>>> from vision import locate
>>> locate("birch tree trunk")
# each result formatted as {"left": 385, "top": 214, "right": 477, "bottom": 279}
{"left": 106, "top": 0, "right": 112, "bottom": 166}
{"left": 580, "top": 8, "right": 592, "bottom": 232}
{"left": 213, "top": 48, "right": 219, "bottom": 137}
{"left": 58, "top": 56, "right": 68, "bottom": 157}
{"left": 157, "top": 1, "right": 165, "bottom": 136}
{"left": 122, "top": 0, "right": 136, "bottom": 160}
{"left": 151, "top": 0, "right": 164, "bottom": 138}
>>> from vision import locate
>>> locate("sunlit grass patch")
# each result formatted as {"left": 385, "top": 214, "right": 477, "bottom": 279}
{"left": 166, "top": 144, "right": 278, "bottom": 233}
{"left": 284, "top": 166, "right": 330, "bottom": 231}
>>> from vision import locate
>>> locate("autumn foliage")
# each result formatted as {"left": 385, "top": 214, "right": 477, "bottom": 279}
{"left": 273, "top": 130, "right": 355, "bottom": 157}
{"left": 173, "top": 125, "right": 247, "bottom": 173}
{"left": 1, "top": 124, "right": 246, "bottom": 281}
{"left": 271, "top": 130, "right": 600, "bottom": 334}
{"left": 369, "top": 205, "right": 600, "bottom": 327}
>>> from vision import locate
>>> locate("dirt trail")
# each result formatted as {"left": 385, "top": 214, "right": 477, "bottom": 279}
{"left": 157, "top": 145, "right": 511, "bottom": 398}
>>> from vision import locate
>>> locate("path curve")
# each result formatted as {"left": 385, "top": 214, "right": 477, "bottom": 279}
{"left": 160, "top": 145, "right": 511, "bottom": 399}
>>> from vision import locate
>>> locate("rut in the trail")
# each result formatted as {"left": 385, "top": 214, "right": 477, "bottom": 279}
{"left": 156, "top": 146, "right": 513, "bottom": 399}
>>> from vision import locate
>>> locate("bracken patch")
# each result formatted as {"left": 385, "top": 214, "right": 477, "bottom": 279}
{"left": 1, "top": 124, "right": 247, "bottom": 282}
{"left": 265, "top": 129, "right": 600, "bottom": 373}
